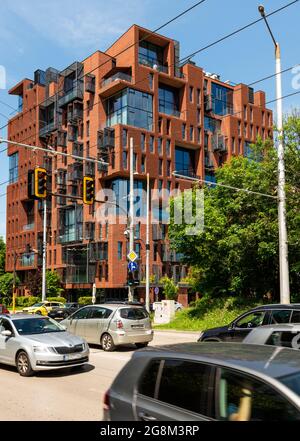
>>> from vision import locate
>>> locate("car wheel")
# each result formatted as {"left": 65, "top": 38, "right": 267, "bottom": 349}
{"left": 16, "top": 351, "right": 34, "bottom": 377}
{"left": 203, "top": 338, "right": 221, "bottom": 342}
{"left": 101, "top": 333, "right": 115, "bottom": 352}
{"left": 135, "top": 343, "right": 149, "bottom": 349}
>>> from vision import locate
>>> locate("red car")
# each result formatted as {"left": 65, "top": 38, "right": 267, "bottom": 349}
{"left": 0, "top": 304, "right": 9, "bottom": 314}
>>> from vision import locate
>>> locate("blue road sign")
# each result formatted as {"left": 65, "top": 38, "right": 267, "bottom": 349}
{"left": 128, "top": 261, "right": 138, "bottom": 272}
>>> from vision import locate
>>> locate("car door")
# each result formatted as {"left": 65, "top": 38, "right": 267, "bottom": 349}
{"left": 66, "top": 307, "right": 92, "bottom": 339}
{"left": 230, "top": 310, "right": 268, "bottom": 341}
{"left": 0, "top": 318, "right": 17, "bottom": 364}
{"left": 269, "top": 309, "right": 292, "bottom": 325}
{"left": 85, "top": 307, "right": 113, "bottom": 344}
{"left": 135, "top": 358, "right": 215, "bottom": 421}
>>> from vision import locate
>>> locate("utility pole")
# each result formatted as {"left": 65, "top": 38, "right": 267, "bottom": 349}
{"left": 41, "top": 199, "right": 47, "bottom": 302}
{"left": 145, "top": 173, "right": 150, "bottom": 313}
{"left": 12, "top": 251, "right": 17, "bottom": 314}
{"left": 259, "top": 5, "right": 290, "bottom": 303}
{"left": 128, "top": 137, "right": 135, "bottom": 302}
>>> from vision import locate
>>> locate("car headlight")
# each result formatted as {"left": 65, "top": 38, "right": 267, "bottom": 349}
{"left": 33, "top": 346, "right": 51, "bottom": 353}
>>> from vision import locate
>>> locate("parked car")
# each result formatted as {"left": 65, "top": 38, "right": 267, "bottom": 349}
{"left": 48, "top": 302, "right": 80, "bottom": 321}
{"left": 61, "top": 304, "right": 153, "bottom": 351}
{"left": 198, "top": 304, "right": 300, "bottom": 343}
{"left": 243, "top": 324, "right": 300, "bottom": 349}
{"left": 0, "top": 304, "right": 9, "bottom": 314}
{"left": 0, "top": 314, "right": 89, "bottom": 376}
{"left": 104, "top": 342, "right": 300, "bottom": 421}
{"left": 23, "top": 301, "right": 65, "bottom": 316}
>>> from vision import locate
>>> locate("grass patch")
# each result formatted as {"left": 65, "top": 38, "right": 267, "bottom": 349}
{"left": 154, "top": 297, "right": 262, "bottom": 332}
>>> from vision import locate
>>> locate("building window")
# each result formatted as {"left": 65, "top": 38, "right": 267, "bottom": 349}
{"left": 189, "top": 86, "right": 194, "bottom": 102}
{"left": 118, "top": 242, "right": 123, "bottom": 260}
{"left": 122, "top": 128, "right": 128, "bottom": 148}
{"left": 250, "top": 107, "right": 253, "bottom": 122}
{"left": 238, "top": 121, "right": 241, "bottom": 136}
{"left": 141, "top": 155, "right": 146, "bottom": 173}
{"left": 122, "top": 151, "right": 128, "bottom": 169}
{"left": 158, "top": 137, "right": 162, "bottom": 155}
{"left": 158, "top": 180, "right": 163, "bottom": 191}
{"left": 211, "top": 83, "right": 233, "bottom": 115}
{"left": 197, "top": 108, "right": 201, "bottom": 124}
{"left": 232, "top": 137, "right": 236, "bottom": 154}
{"left": 158, "top": 117, "right": 162, "bottom": 133}
{"left": 18, "top": 95, "right": 23, "bottom": 112}
{"left": 139, "top": 41, "right": 164, "bottom": 68}
{"left": 166, "top": 119, "right": 171, "bottom": 135}
{"left": 197, "top": 127, "right": 201, "bottom": 144}
{"left": 204, "top": 116, "right": 216, "bottom": 132}
{"left": 244, "top": 105, "right": 247, "bottom": 120}
{"left": 106, "top": 88, "right": 153, "bottom": 131}
{"left": 149, "top": 73, "right": 154, "bottom": 89}
{"left": 182, "top": 123, "right": 186, "bottom": 139}
{"left": 150, "top": 136, "right": 154, "bottom": 153}
{"left": 9, "top": 152, "right": 19, "bottom": 184}
{"left": 190, "top": 125, "right": 194, "bottom": 141}
{"left": 166, "top": 139, "right": 171, "bottom": 157}
{"left": 86, "top": 120, "right": 90, "bottom": 137}
{"left": 158, "top": 84, "right": 180, "bottom": 117}
{"left": 159, "top": 159, "right": 163, "bottom": 176}
{"left": 250, "top": 125, "right": 254, "bottom": 138}
{"left": 167, "top": 160, "right": 171, "bottom": 176}
{"left": 141, "top": 133, "right": 146, "bottom": 151}
{"left": 134, "top": 153, "right": 137, "bottom": 172}
{"left": 175, "top": 146, "right": 195, "bottom": 177}
{"left": 197, "top": 88, "right": 201, "bottom": 105}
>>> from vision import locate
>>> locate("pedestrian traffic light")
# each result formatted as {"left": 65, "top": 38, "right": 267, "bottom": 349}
{"left": 83, "top": 176, "right": 95, "bottom": 205}
{"left": 34, "top": 167, "right": 47, "bottom": 199}
{"left": 127, "top": 270, "right": 139, "bottom": 286}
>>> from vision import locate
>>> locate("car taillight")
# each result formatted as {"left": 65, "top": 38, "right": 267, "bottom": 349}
{"left": 116, "top": 320, "right": 124, "bottom": 329}
{"left": 103, "top": 390, "right": 110, "bottom": 411}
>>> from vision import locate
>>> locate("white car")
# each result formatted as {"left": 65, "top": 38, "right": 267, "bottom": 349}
{"left": 243, "top": 324, "right": 300, "bottom": 349}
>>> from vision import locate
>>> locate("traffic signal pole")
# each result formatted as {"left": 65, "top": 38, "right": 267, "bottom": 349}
{"left": 128, "top": 137, "right": 135, "bottom": 302}
{"left": 41, "top": 199, "right": 47, "bottom": 302}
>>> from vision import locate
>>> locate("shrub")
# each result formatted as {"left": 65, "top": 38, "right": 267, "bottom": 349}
{"left": 78, "top": 296, "right": 93, "bottom": 305}
{"left": 160, "top": 276, "right": 179, "bottom": 300}
{"left": 47, "top": 297, "right": 66, "bottom": 304}
{"left": 15, "top": 296, "right": 40, "bottom": 307}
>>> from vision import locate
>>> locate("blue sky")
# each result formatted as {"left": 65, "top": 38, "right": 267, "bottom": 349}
{"left": 0, "top": 0, "right": 299, "bottom": 238}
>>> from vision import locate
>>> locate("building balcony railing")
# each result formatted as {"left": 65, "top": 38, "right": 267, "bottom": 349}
{"left": 101, "top": 72, "right": 132, "bottom": 88}
{"left": 58, "top": 84, "right": 83, "bottom": 108}
{"left": 72, "top": 141, "right": 84, "bottom": 157}
{"left": 212, "top": 134, "right": 227, "bottom": 152}
{"left": 139, "top": 55, "right": 169, "bottom": 74}
{"left": 23, "top": 223, "right": 35, "bottom": 231}
{"left": 20, "top": 252, "right": 36, "bottom": 267}
{"left": 85, "top": 74, "right": 96, "bottom": 94}
{"left": 58, "top": 228, "right": 83, "bottom": 244}
{"left": 39, "top": 121, "right": 57, "bottom": 138}
{"left": 97, "top": 127, "right": 115, "bottom": 150}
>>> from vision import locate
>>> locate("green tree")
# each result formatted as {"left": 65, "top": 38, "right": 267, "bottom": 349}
{"left": 0, "top": 237, "right": 5, "bottom": 276}
{"left": 160, "top": 276, "right": 179, "bottom": 300}
{"left": 46, "top": 270, "right": 64, "bottom": 297}
{"left": 0, "top": 273, "right": 19, "bottom": 305}
{"left": 169, "top": 114, "right": 300, "bottom": 301}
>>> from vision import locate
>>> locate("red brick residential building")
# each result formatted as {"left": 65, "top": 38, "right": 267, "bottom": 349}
{"left": 6, "top": 25, "right": 273, "bottom": 304}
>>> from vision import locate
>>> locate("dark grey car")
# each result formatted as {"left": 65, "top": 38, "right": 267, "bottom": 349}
{"left": 104, "top": 343, "right": 300, "bottom": 421}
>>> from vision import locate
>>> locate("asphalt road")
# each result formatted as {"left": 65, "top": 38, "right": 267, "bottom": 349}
{"left": 0, "top": 330, "right": 199, "bottom": 421}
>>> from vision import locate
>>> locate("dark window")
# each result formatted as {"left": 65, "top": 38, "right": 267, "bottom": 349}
{"left": 157, "top": 359, "right": 211, "bottom": 416}
{"left": 265, "top": 331, "right": 300, "bottom": 349}
{"left": 158, "top": 84, "right": 179, "bottom": 117}
{"left": 211, "top": 83, "right": 233, "bottom": 115}
{"left": 175, "top": 146, "right": 195, "bottom": 177}
{"left": 138, "top": 360, "right": 161, "bottom": 398}
{"left": 119, "top": 308, "right": 148, "bottom": 320}
{"left": 292, "top": 310, "right": 300, "bottom": 323}
{"left": 218, "top": 368, "right": 300, "bottom": 421}
{"left": 139, "top": 41, "right": 163, "bottom": 67}
{"left": 235, "top": 311, "right": 265, "bottom": 329}
{"left": 270, "top": 310, "right": 292, "bottom": 324}
{"left": 0, "top": 318, "right": 14, "bottom": 334}
{"left": 72, "top": 308, "right": 91, "bottom": 320}
{"left": 89, "top": 307, "right": 112, "bottom": 319}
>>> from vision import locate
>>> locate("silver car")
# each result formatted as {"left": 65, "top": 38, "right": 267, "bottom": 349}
{"left": 244, "top": 324, "right": 300, "bottom": 349}
{"left": 61, "top": 304, "right": 153, "bottom": 351}
{"left": 0, "top": 314, "right": 89, "bottom": 376}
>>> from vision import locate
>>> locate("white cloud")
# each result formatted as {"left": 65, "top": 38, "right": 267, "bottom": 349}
{"left": 2, "top": 0, "right": 149, "bottom": 49}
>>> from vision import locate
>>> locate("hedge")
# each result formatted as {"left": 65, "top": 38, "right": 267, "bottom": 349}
{"left": 15, "top": 296, "right": 40, "bottom": 307}
{"left": 46, "top": 297, "right": 66, "bottom": 304}
{"left": 78, "top": 296, "right": 93, "bottom": 306}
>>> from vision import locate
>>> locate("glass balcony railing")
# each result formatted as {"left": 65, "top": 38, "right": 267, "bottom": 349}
{"left": 58, "top": 84, "right": 83, "bottom": 108}
{"left": 23, "top": 223, "right": 35, "bottom": 231}
{"left": 101, "top": 72, "right": 132, "bottom": 88}
{"left": 39, "top": 121, "right": 57, "bottom": 138}
{"left": 20, "top": 253, "right": 35, "bottom": 267}
{"left": 138, "top": 55, "right": 169, "bottom": 74}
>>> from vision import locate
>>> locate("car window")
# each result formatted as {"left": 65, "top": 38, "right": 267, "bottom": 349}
{"left": 266, "top": 331, "right": 300, "bottom": 349}
{"left": 71, "top": 308, "right": 91, "bottom": 320}
{"left": 236, "top": 312, "right": 265, "bottom": 329}
{"left": 291, "top": 311, "right": 300, "bottom": 323}
{"left": 120, "top": 308, "right": 149, "bottom": 320}
{"left": 12, "top": 317, "right": 65, "bottom": 335}
{"left": 138, "top": 360, "right": 161, "bottom": 398}
{"left": 0, "top": 318, "right": 14, "bottom": 334}
{"left": 155, "top": 359, "right": 212, "bottom": 417}
{"left": 89, "top": 307, "right": 112, "bottom": 319}
{"left": 218, "top": 368, "right": 300, "bottom": 421}
{"left": 270, "top": 310, "right": 292, "bottom": 324}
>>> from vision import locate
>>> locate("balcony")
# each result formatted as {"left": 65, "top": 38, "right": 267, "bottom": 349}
{"left": 39, "top": 121, "right": 57, "bottom": 138}
{"left": 99, "top": 72, "right": 132, "bottom": 97}
{"left": 97, "top": 127, "right": 115, "bottom": 150}
{"left": 67, "top": 162, "right": 83, "bottom": 181}
{"left": 139, "top": 55, "right": 169, "bottom": 74}
{"left": 67, "top": 101, "right": 83, "bottom": 123}
{"left": 57, "top": 130, "right": 67, "bottom": 147}
{"left": 23, "top": 222, "right": 35, "bottom": 231}
{"left": 85, "top": 74, "right": 95, "bottom": 94}
{"left": 97, "top": 159, "right": 108, "bottom": 173}
{"left": 58, "top": 228, "right": 83, "bottom": 244}
{"left": 64, "top": 265, "right": 96, "bottom": 284}
{"left": 205, "top": 154, "right": 214, "bottom": 170}
{"left": 212, "top": 134, "right": 226, "bottom": 152}
{"left": 204, "top": 94, "right": 213, "bottom": 113}
{"left": 72, "top": 141, "right": 84, "bottom": 157}
{"left": 20, "top": 252, "right": 36, "bottom": 267}
{"left": 58, "top": 83, "right": 83, "bottom": 108}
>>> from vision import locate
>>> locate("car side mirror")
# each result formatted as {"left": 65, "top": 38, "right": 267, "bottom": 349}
{"left": 1, "top": 330, "right": 12, "bottom": 337}
{"left": 229, "top": 322, "right": 236, "bottom": 330}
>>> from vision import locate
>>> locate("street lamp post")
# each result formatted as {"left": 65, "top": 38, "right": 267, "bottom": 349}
{"left": 145, "top": 173, "right": 150, "bottom": 313}
{"left": 128, "top": 137, "right": 135, "bottom": 302}
{"left": 258, "top": 5, "right": 290, "bottom": 304}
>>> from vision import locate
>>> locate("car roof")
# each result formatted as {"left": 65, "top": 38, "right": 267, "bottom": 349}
{"left": 255, "top": 324, "right": 300, "bottom": 330}
{"left": 80, "top": 303, "right": 144, "bottom": 309}
{"left": 0, "top": 313, "right": 49, "bottom": 320}
{"left": 135, "top": 342, "right": 300, "bottom": 379}
{"left": 251, "top": 304, "right": 300, "bottom": 311}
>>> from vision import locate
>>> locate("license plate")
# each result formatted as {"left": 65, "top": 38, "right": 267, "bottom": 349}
{"left": 131, "top": 325, "right": 144, "bottom": 329}
{"left": 63, "top": 353, "right": 82, "bottom": 361}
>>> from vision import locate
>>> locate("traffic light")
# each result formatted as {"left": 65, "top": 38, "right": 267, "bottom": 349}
{"left": 30, "top": 167, "right": 47, "bottom": 199}
{"left": 127, "top": 270, "right": 139, "bottom": 286}
{"left": 83, "top": 176, "right": 95, "bottom": 205}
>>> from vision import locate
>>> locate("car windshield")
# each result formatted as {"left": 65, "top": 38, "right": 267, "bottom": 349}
{"left": 279, "top": 372, "right": 300, "bottom": 397}
{"left": 31, "top": 303, "right": 45, "bottom": 307}
{"left": 65, "top": 303, "right": 74, "bottom": 308}
{"left": 12, "top": 317, "right": 65, "bottom": 335}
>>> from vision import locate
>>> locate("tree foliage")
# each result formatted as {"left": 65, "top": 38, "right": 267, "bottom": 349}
{"left": 0, "top": 237, "right": 5, "bottom": 276}
{"left": 169, "top": 114, "right": 300, "bottom": 301}
{"left": 0, "top": 273, "right": 20, "bottom": 305}
{"left": 160, "top": 276, "right": 179, "bottom": 300}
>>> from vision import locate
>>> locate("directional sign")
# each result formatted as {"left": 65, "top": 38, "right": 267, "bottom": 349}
{"left": 128, "top": 261, "right": 138, "bottom": 272}
{"left": 127, "top": 250, "right": 138, "bottom": 262}
{"left": 154, "top": 287, "right": 160, "bottom": 296}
